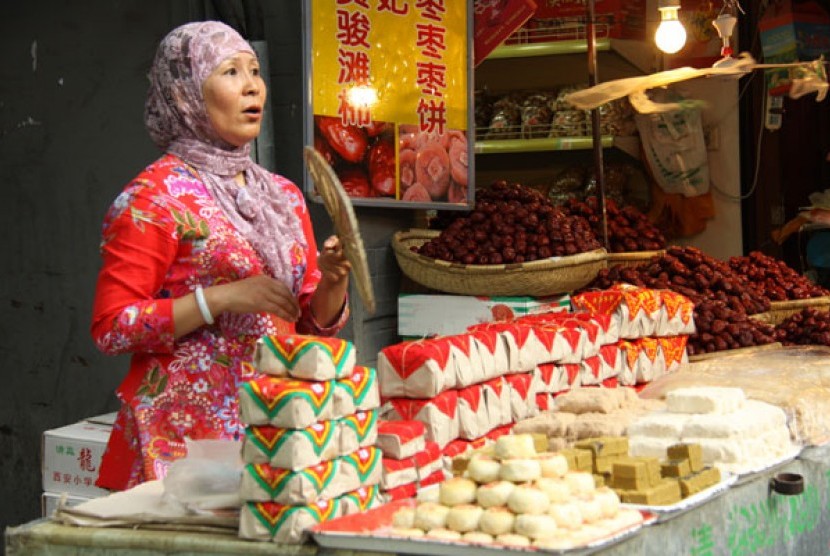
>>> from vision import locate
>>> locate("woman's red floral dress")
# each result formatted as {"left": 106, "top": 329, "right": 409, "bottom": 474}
{"left": 91, "top": 154, "right": 347, "bottom": 490}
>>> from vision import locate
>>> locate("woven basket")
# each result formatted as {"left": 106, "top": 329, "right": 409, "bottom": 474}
{"left": 750, "top": 296, "right": 830, "bottom": 326}
{"left": 688, "top": 342, "right": 784, "bottom": 363}
{"left": 392, "top": 229, "right": 608, "bottom": 296}
{"left": 607, "top": 250, "right": 665, "bottom": 269}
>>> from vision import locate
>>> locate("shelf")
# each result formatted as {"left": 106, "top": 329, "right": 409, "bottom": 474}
{"left": 488, "top": 38, "right": 612, "bottom": 60}
{"left": 475, "top": 136, "right": 615, "bottom": 154}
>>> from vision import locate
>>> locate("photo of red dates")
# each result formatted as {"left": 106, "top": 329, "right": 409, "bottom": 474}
{"left": 399, "top": 125, "right": 469, "bottom": 204}
{"left": 313, "top": 115, "right": 395, "bottom": 199}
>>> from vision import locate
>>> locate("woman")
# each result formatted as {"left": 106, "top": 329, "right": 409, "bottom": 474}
{"left": 91, "top": 21, "right": 350, "bottom": 490}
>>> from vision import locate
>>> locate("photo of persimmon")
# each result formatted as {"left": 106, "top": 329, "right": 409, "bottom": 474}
{"left": 399, "top": 125, "right": 469, "bottom": 204}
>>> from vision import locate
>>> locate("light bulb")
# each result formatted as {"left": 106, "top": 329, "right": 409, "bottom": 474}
{"left": 655, "top": 6, "right": 687, "bottom": 54}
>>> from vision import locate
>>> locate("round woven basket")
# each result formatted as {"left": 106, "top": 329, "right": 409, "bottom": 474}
{"left": 392, "top": 229, "right": 608, "bottom": 296}
{"left": 750, "top": 296, "right": 830, "bottom": 326}
{"left": 606, "top": 250, "right": 665, "bottom": 269}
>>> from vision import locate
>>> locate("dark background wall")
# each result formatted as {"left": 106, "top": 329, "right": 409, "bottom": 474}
{"left": 0, "top": 0, "right": 405, "bottom": 536}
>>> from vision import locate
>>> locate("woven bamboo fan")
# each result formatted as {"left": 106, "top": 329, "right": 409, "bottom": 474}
{"left": 303, "top": 146, "right": 376, "bottom": 315}
{"left": 392, "top": 229, "right": 607, "bottom": 296}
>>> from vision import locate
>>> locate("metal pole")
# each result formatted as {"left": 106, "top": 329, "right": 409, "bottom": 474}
{"left": 586, "top": 0, "right": 609, "bottom": 250}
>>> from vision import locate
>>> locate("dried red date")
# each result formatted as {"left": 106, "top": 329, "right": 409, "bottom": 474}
{"left": 368, "top": 139, "right": 395, "bottom": 197}
{"left": 315, "top": 116, "right": 368, "bottom": 164}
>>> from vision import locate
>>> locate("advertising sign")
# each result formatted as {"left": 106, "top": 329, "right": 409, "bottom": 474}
{"left": 304, "top": 0, "right": 474, "bottom": 209}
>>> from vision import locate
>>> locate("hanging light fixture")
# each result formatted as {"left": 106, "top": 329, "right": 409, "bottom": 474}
{"left": 655, "top": 0, "right": 687, "bottom": 55}
{"left": 712, "top": 0, "right": 744, "bottom": 67}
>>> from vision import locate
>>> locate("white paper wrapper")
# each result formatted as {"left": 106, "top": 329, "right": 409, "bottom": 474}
{"left": 340, "top": 484, "right": 384, "bottom": 516}
{"left": 241, "top": 422, "right": 340, "bottom": 470}
{"left": 471, "top": 330, "right": 510, "bottom": 381}
{"left": 447, "top": 334, "right": 483, "bottom": 388}
{"left": 376, "top": 420, "right": 427, "bottom": 459}
{"left": 378, "top": 339, "right": 456, "bottom": 398}
{"left": 382, "top": 390, "right": 459, "bottom": 448}
{"left": 457, "top": 384, "right": 492, "bottom": 440}
{"left": 254, "top": 335, "right": 355, "bottom": 380}
{"left": 337, "top": 410, "right": 379, "bottom": 455}
{"left": 381, "top": 457, "right": 419, "bottom": 490}
{"left": 340, "top": 447, "right": 383, "bottom": 491}
{"left": 239, "top": 459, "right": 347, "bottom": 505}
{"left": 239, "top": 497, "right": 340, "bottom": 544}
{"left": 238, "top": 376, "right": 334, "bottom": 428}
{"left": 598, "top": 344, "right": 623, "bottom": 380}
{"left": 505, "top": 372, "right": 539, "bottom": 422}
{"left": 551, "top": 325, "right": 587, "bottom": 364}
{"left": 333, "top": 366, "right": 380, "bottom": 416}
{"left": 415, "top": 441, "right": 443, "bottom": 481}
{"left": 536, "top": 392, "right": 555, "bottom": 412}
{"left": 482, "top": 377, "right": 512, "bottom": 427}
{"left": 580, "top": 356, "right": 604, "bottom": 386}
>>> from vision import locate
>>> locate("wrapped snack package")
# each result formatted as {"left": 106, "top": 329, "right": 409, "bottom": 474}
{"left": 659, "top": 337, "right": 689, "bottom": 374}
{"left": 636, "top": 338, "right": 666, "bottom": 384}
{"left": 383, "top": 390, "right": 460, "bottom": 448}
{"left": 580, "top": 356, "right": 603, "bottom": 386}
{"left": 340, "top": 447, "right": 383, "bottom": 491}
{"left": 457, "top": 384, "right": 493, "bottom": 440}
{"left": 505, "top": 373, "right": 539, "bottom": 422}
{"left": 378, "top": 338, "right": 456, "bottom": 398}
{"left": 254, "top": 335, "right": 355, "bottom": 380}
{"left": 384, "top": 482, "right": 418, "bottom": 502}
{"left": 471, "top": 323, "right": 547, "bottom": 372}
{"left": 338, "top": 410, "right": 379, "bottom": 455}
{"left": 447, "top": 335, "right": 481, "bottom": 388}
{"left": 536, "top": 392, "right": 554, "bottom": 412}
{"left": 572, "top": 286, "right": 662, "bottom": 339}
{"left": 340, "top": 484, "right": 384, "bottom": 516}
{"left": 239, "top": 376, "right": 334, "bottom": 428}
{"left": 598, "top": 344, "right": 623, "bottom": 381}
{"left": 382, "top": 455, "right": 420, "bottom": 490}
{"left": 241, "top": 421, "right": 340, "bottom": 470}
{"left": 658, "top": 290, "right": 696, "bottom": 336}
{"left": 482, "top": 377, "right": 512, "bottom": 426}
{"left": 377, "top": 420, "right": 427, "bottom": 459}
{"left": 239, "top": 459, "right": 343, "bottom": 505}
{"left": 471, "top": 329, "right": 510, "bottom": 381}
{"left": 416, "top": 441, "right": 443, "bottom": 481}
{"left": 239, "top": 497, "right": 340, "bottom": 544}
{"left": 555, "top": 388, "right": 623, "bottom": 415}
{"left": 420, "top": 468, "right": 449, "bottom": 488}
{"left": 533, "top": 363, "right": 569, "bottom": 394}
{"left": 333, "top": 365, "right": 380, "bottom": 416}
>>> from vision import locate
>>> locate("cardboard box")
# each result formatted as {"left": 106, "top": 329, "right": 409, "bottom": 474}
{"left": 398, "top": 293, "right": 570, "bottom": 337}
{"left": 42, "top": 413, "right": 115, "bottom": 498}
{"left": 474, "top": 0, "right": 538, "bottom": 65}
{"left": 760, "top": 0, "right": 830, "bottom": 61}
{"left": 41, "top": 491, "right": 90, "bottom": 518}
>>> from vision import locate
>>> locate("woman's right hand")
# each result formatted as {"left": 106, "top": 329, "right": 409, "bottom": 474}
{"left": 211, "top": 275, "right": 300, "bottom": 322}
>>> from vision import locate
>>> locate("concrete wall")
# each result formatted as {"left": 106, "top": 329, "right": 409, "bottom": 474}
{"left": 0, "top": 0, "right": 407, "bottom": 536}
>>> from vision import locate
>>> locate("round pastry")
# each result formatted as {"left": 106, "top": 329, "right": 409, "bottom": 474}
{"left": 499, "top": 458, "right": 541, "bottom": 483}
{"left": 535, "top": 452, "right": 568, "bottom": 478}
{"left": 439, "top": 477, "right": 477, "bottom": 506}
{"left": 476, "top": 480, "right": 515, "bottom": 508}
{"left": 446, "top": 504, "right": 483, "bottom": 533}
{"left": 390, "top": 527, "right": 425, "bottom": 538}
{"left": 479, "top": 506, "right": 516, "bottom": 536}
{"left": 575, "top": 497, "right": 603, "bottom": 524}
{"left": 425, "top": 528, "right": 462, "bottom": 541}
{"left": 467, "top": 455, "right": 501, "bottom": 484}
{"left": 594, "top": 487, "right": 621, "bottom": 519}
{"left": 462, "top": 531, "right": 494, "bottom": 544}
{"left": 564, "top": 471, "right": 595, "bottom": 496}
{"left": 507, "top": 484, "right": 551, "bottom": 515}
{"left": 496, "top": 533, "right": 532, "bottom": 547}
{"left": 548, "top": 501, "right": 584, "bottom": 530}
{"left": 413, "top": 502, "right": 450, "bottom": 531}
{"left": 536, "top": 477, "right": 571, "bottom": 503}
{"left": 495, "top": 434, "right": 537, "bottom": 460}
{"left": 514, "top": 513, "right": 559, "bottom": 540}
{"left": 392, "top": 507, "right": 416, "bottom": 529}
{"left": 533, "top": 533, "right": 577, "bottom": 550}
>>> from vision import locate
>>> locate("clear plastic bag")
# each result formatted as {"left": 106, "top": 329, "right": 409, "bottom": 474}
{"left": 162, "top": 438, "right": 244, "bottom": 511}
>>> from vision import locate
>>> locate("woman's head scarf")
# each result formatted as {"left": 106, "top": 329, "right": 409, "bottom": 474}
{"left": 145, "top": 21, "right": 306, "bottom": 293}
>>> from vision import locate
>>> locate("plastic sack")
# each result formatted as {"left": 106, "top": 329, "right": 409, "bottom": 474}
{"left": 639, "top": 345, "right": 830, "bottom": 446}
{"left": 635, "top": 89, "right": 710, "bottom": 198}
{"left": 162, "top": 438, "right": 244, "bottom": 511}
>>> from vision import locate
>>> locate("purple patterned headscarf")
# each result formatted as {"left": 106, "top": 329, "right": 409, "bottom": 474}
{"left": 145, "top": 21, "right": 306, "bottom": 290}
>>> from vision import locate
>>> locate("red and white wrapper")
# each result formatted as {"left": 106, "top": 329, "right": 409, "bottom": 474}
{"left": 618, "top": 338, "right": 666, "bottom": 385}
{"left": 572, "top": 285, "right": 665, "bottom": 339}
{"left": 376, "top": 420, "right": 426, "bottom": 460}
{"left": 381, "top": 455, "right": 419, "bottom": 490}
{"left": 657, "top": 290, "right": 696, "bottom": 336}
{"left": 568, "top": 312, "right": 620, "bottom": 346}
{"left": 487, "top": 424, "right": 514, "bottom": 441}
{"left": 333, "top": 366, "right": 380, "bottom": 416}
{"left": 378, "top": 338, "right": 456, "bottom": 399}
{"left": 659, "top": 336, "right": 689, "bottom": 373}
{"left": 420, "top": 468, "right": 448, "bottom": 488}
{"left": 505, "top": 372, "right": 538, "bottom": 422}
{"left": 550, "top": 323, "right": 586, "bottom": 364}
{"left": 415, "top": 441, "right": 443, "bottom": 481}
{"left": 579, "top": 355, "right": 603, "bottom": 386}
{"left": 481, "top": 376, "right": 512, "bottom": 427}
{"left": 382, "top": 390, "right": 459, "bottom": 448}
{"left": 238, "top": 376, "right": 335, "bottom": 429}
{"left": 253, "top": 335, "right": 355, "bottom": 381}
{"left": 445, "top": 334, "right": 481, "bottom": 388}
{"left": 241, "top": 421, "right": 340, "bottom": 470}
{"left": 474, "top": 323, "right": 548, "bottom": 372}
{"left": 457, "top": 384, "right": 493, "bottom": 440}
{"left": 337, "top": 410, "right": 379, "bottom": 455}
{"left": 536, "top": 392, "right": 555, "bottom": 412}
{"left": 383, "top": 482, "right": 417, "bottom": 502}
{"left": 533, "top": 363, "right": 569, "bottom": 393}
{"left": 617, "top": 340, "right": 638, "bottom": 386}
{"left": 598, "top": 344, "right": 623, "bottom": 380}
{"left": 563, "top": 363, "right": 583, "bottom": 389}
{"left": 443, "top": 437, "right": 489, "bottom": 461}
{"left": 239, "top": 497, "right": 340, "bottom": 544}
{"left": 471, "top": 329, "right": 510, "bottom": 381}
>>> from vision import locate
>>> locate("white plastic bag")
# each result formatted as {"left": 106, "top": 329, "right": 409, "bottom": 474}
{"left": 162, "top": 438, "right": 243, "bottom": 511}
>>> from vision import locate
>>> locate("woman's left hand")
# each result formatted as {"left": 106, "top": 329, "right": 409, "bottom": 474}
{"left": 318, "top": 235, "right": 351, "bottom": 286}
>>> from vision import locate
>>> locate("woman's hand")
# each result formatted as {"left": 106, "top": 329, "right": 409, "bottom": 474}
{"left": 211, "top": 275, "right": 300, "bottom": 322}
{"left": 317, "top": 235, "right": 351, "bottom": 286}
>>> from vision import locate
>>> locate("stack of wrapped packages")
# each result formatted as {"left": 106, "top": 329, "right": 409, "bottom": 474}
{"left": 376, "top": 420, "right": 446, "bottom": 502}
{"left": 237, "top": 335, "right": 384, "bottom": 543}
{"left": 377, "top": 307, "right": 626, "bottom": 468}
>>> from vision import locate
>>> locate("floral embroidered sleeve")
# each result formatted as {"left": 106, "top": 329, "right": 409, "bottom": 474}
{"left": 281, "top": 180, "right": 349, "bottom": 336}
{"left": 91, "top": 180, "right": 178, "bottom": 355}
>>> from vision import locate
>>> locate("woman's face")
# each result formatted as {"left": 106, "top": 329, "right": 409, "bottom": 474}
{"left": 202, "top": 51, "right": 267, "bottom": 147}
